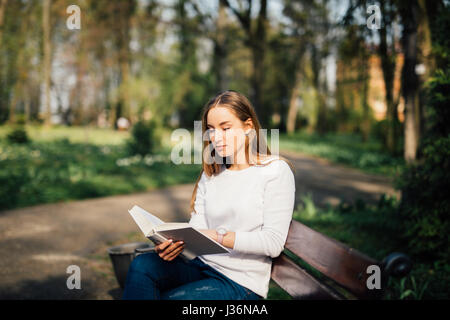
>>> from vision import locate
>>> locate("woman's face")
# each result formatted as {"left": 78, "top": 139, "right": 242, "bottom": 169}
{"left": 206, "top": 107, "right": 252, "bottom": 164}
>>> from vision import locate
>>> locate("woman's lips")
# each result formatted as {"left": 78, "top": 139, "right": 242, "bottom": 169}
{"left": 216, "top": 145, "right": 226, "bottom": 150}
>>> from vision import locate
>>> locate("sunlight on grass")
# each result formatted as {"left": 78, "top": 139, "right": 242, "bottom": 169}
{"left": 0, "top": 126, "right": 201, "bottom": 210}
{"left": 273, "top": 130, "right": 405, "bottom": 176}
{"left": 0, "top": 124, "right": 130, "bottom": 145}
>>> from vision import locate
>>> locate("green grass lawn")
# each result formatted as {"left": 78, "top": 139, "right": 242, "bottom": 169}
{"left": 277, "top": 130, "right": 405, "bottom": 177}
{"left": 0, "top": 124, "right": 131, "bottom": 145}
{"left": 0, "top": 125, "right": 201, "bottom": 210}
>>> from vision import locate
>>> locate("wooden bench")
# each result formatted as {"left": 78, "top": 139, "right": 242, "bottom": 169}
{"left": 270, "top": 220, "right": 412, "bottom": 300}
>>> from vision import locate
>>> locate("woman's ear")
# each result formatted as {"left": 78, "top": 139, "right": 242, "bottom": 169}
{"left": 244, "top": 118, "right": 254, "bottom": 135}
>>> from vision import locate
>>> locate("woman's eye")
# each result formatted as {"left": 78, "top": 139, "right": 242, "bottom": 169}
{"left": 223, "top": 128, "right": 230, "bottom": 131}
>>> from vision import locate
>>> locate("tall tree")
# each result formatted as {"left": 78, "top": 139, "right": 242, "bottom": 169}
{"left": 189, "top": 0, "right": 237, "bottom": 93}
{"left": 308, "top": 0, "right": 333, "bottom": 136}
{"left": 378, "top": 0, "right": 401, "bottom": 154}
{"left": 399, "top": 0, "right": 420, "bottom": 163}
{"left": 114, "top": 0, "right": 136, "bottom": 127}
{"left": 0, "top": 0, "right": 7, "bottom": 44}
{"left": 220, "top": 0, "right": 270, "bottom": 127}
{"left": 214, "top": 1, "right": 230, "bottom": 91}
{"left": 282, "top": 0, "right": 316, "bottom": 134}
{"left": 415, "top": 0, "right": 436, "bottom": 149}
{"left": 42, "top": 0, "right": 52, "bottom": 126}
{"left": 344, "top": 0, "right": 402, "bottom": 151}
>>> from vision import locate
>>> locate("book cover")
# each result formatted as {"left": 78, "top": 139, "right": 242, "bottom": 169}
{"left": 128, "top": 205, "right": 230, "bottom": 260}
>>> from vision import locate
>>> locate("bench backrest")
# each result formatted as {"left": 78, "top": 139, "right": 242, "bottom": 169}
{"left": 271, "top": 220, "right": 383, "bottom": 300}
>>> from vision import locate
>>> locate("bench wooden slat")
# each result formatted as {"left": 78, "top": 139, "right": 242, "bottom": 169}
{"left": 271, "top": 253, "right": 345, "bottom": 300}
{"left": 283, "top": 220, "right": 380, "bottom": 298}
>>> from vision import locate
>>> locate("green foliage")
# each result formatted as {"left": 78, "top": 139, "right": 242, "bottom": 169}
{"left": 0, "top": 159, "right": 30, "bottom": 209}
{"left": 291, "top": 194, "right": 449, "bottom": 299}
{"left": 393, "top": 276, "right": 429, "bottom": 300}
{"left": 429, "top": 3, "right": 450, "bottom": 69}
{"left": 126, "top": 120, "right": 159, "bottom": 156}
{"left": 293, "top": 193, "right": 403, "bottom": 260}
{"left": 385, "top": 259, "right": 450, "bottom": 300}
{"left": 370, "top": 119, "right": 403, "bottom": 155}
{"left": 395, "top": 38, "right": 450, "bottom": 261}
{"left": 423, "top": 69, "right": 450, "bottom": 138}
{"left": 370, "top": 119, "right": 388, "bottom": 146}
{"left": 395, "top": 135, "right": 450, "bottom": 261}
{"left": 6, "top": 126, "right": 30, "bottom": 144}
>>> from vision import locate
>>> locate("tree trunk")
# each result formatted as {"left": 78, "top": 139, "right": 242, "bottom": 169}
{"left": 213, "top": 1, "right": 229, "bottom": 92}
{"left": 111, "top": 0, "right": 134, "bottom": 129}
{"left": 360, "top": 51, "right": 371, "bottom": 142}
{"left": 401, "top": 0, "right": 420, "bottom": 163}
{"left": 220, "top": 0, "right": 269, "bottom": 127}
{"left": 9, "top": 83, "right": 19, "bottom": 124}
{"left": 43, "top": 0, "right": 52, "bottom": 126}
{"left": 72, "top": 47, "right": 88, "bottom": 125}
{"left": 8, "top": 47, "right": 25, "bottom": 124}
{"left": 0, "top": 0, "right": 7, "bottom": 44}
{"left": 311, "top": 45, "right": 328, "bottom": 135}
{"left": 119, "top": 55, "right": 130, "bottom": 120}
{"left": 378, "top": 1, "right": 399, "bottom": 154}
{"left": 416, "top": 0, "right": 434, "bottom": 147}
{"left": 286, "top": 69, "right": 302, "bottom": 134}
{"left": 251, "top": 0, "right": 268, "bottom": 127}
{"left": 24, "top": 82, "right": 30, "bottom": 124}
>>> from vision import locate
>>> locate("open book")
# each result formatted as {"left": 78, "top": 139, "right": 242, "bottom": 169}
{"left": 128, "top": 205, "right": 230, "bottom": 260}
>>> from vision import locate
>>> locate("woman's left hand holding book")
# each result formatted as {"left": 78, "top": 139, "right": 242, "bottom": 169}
{"left": 155, "top": 239, "right": 185, "bottom": 261}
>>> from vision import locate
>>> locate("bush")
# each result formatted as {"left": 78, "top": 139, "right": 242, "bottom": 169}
{"left": 6, "top": 126, "right": 30, "bottom": 144}
{"left": 0, "top": 162, "right": 30, "bottom": 209}
{"left": 396, "top": 135, "right": 450, "bottom": 261}
{"left": 126, "top": 120, "right": 158, "bottom": 156}
{"left": 423, "top": 69, "right": 450, "bottom": 139}
{"left": 395, "top": 1, "right": 450, "bottom": 262}
{"left": 370, "top": 119, "right": 388, "bottom": 146}
{"left": 395, "top": 64, "right": 450, "bottom": 261}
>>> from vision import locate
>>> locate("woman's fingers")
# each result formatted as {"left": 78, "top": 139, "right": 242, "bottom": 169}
{"left": 165, "top": 243, "right": 185, "bottom": 261}
{"left": 158, "top": 240, "right": 183, "bottom": 259}
{"left": 160, "top": 241, "right": 183, "bottom": 258}
{"left": 155, "top": 239, "right": 172, "bottom": 253}
{"left": 164, "top": 243, "right": 185, "bottom": 261}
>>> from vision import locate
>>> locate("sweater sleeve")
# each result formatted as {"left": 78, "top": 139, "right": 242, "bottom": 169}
{"left": 188, "top": 171, "right": 209, "bottom": 230}
{"left": 232, "top": 160, "right": 296, "bottom": 258}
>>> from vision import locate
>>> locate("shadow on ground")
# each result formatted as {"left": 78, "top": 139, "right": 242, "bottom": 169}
{"left": 0, "top": 275, "right": 97, "bottom": 300}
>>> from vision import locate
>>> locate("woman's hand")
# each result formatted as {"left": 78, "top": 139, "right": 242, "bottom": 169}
{"left": 155, "top": 239, "right": 185, "bottom": 261}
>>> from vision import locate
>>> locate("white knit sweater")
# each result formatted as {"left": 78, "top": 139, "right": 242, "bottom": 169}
{"left": 188, "top": 156, "right": 296, "bottom": 298}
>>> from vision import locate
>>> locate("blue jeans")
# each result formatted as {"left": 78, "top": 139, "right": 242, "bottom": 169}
{"left": 122, "top": 252, "right": 263, "bottom": 300}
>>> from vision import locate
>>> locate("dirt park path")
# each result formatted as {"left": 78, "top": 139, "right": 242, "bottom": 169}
{"left": 0, "top": 150, "right": 400, "bottom": 300}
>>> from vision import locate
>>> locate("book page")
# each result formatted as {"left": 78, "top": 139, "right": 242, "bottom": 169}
{"left": 128, "top": 205, "right": 165, "bottom": 236}
{"left": 129, "top": 205, "right": 165, "bottom": 225}
{"left": 155, "top": 222, "right": 190, "bottom": 231}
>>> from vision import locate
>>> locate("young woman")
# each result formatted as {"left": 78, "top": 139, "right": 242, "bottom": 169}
{"left": 122, "top": 90, "right": 296, "bottom": 300}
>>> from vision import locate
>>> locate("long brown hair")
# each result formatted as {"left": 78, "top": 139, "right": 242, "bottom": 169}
{"left": 190, "top": 90, "right": 295, "bottom": 214}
